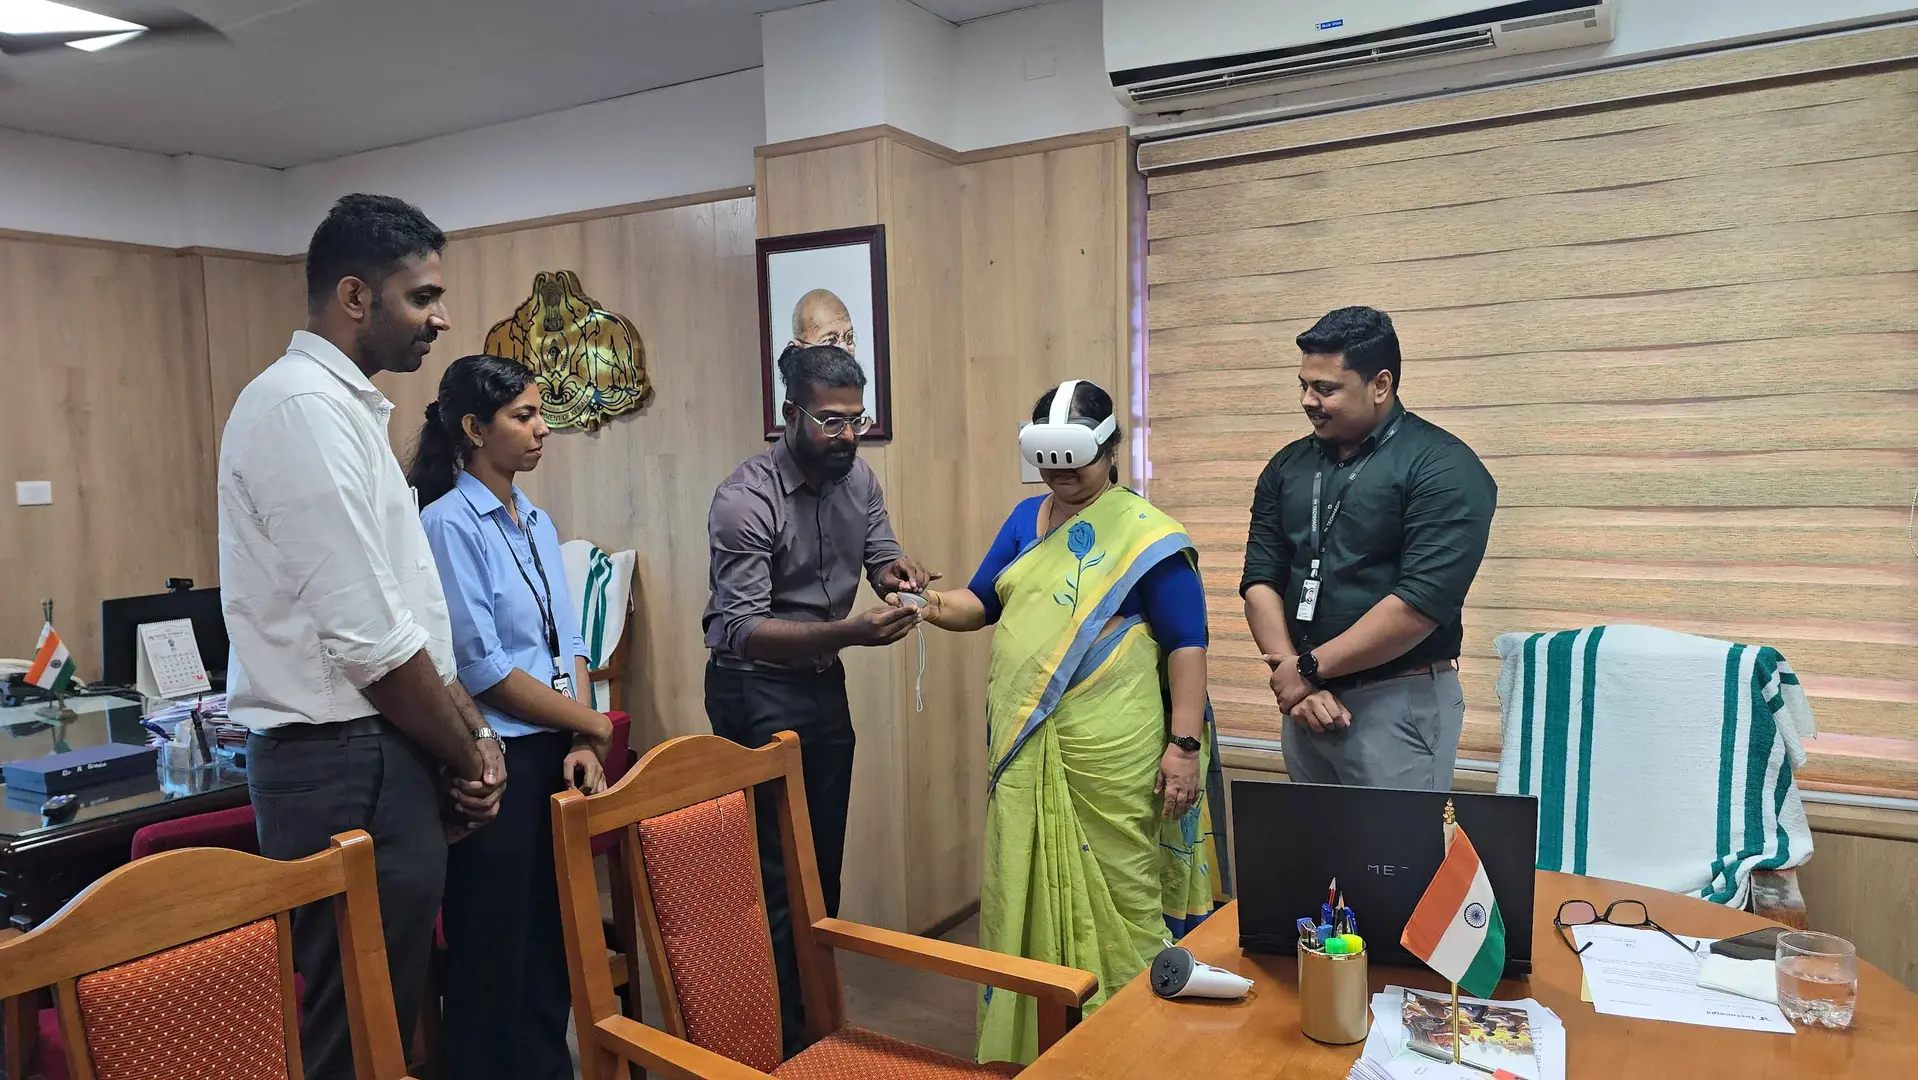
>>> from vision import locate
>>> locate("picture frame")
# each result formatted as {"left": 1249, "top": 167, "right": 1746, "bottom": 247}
{"left": 756, "top": 224, "right": 892, "bottom": 441}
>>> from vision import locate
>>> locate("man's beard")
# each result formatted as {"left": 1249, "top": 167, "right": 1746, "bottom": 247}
{"left": 797, "top": 435, "right": 858, "bottom": 478}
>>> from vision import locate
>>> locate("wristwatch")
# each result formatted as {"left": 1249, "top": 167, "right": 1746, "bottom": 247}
{"left": 1297, "top": 651, "right": 1325, "bottom": 689}
{"left": 1169, "top": 734, "right": 1202, "bottom": 754}
{"left": 472, "top": 725, "right": 504, "bottom": 746}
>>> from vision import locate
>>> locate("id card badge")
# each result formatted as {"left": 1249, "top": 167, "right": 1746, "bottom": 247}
{"left": 551, "top": 662, "right": 575, "bottom": 700}
{"left": 1296, "top": 559, "right": 1322, "bottom": 623}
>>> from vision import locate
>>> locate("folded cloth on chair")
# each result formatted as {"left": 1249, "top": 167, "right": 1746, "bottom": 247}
{"left": 561, "top": 539, "right": 635, "bottom": 712}
{"left": 1494, "top": 625, "right": 1815, "bottom": 910}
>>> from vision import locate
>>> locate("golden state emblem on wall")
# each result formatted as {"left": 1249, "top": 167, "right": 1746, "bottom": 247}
{"left": 483, "top": 270, "right": 652, "bottom": 431}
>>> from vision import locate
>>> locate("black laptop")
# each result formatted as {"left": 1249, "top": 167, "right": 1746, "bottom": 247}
{"left": 1231, "top": 781, "right": 1539, "bottom": 979}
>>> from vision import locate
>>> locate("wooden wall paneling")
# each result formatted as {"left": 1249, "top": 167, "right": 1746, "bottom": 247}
{"left": 0, "top": 239, "right": 219, "bottom": 676}
{"left": 1797, "top": 830, "right": 1918, "bottom": 991}
{"left": 756, "top": 139, "right": 908, "bottom": 931}
{"left": 1142, "top": 41, "right": 1918, "bottom": 791}
{"left": 200, "top": 256, "right": 310, "bottom": 440}
{"left": 881, "top": 141, "right": 976, "bottom": 932}
{"left": 367, "top": 200, "right": 764, "bottom": 771}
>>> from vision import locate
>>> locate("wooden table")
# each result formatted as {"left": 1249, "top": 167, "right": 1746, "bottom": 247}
{"left": 1021, "top": 872, "right": 1918, "bottom": 1078}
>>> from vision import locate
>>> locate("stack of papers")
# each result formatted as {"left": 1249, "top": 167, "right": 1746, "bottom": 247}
{"left": 1355, "top": 986, "right": 1566, "bottom": 1080}
{"left": 1572, "top": 924, "right": 1792, "bottom": 1034}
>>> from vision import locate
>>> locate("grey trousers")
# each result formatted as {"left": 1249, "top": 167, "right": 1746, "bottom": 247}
{"left": 1283, "top": 667, "right": 1465, "bottom": 790}
{"left": 248, "top": 718, "right": 447, "bottom": 1080}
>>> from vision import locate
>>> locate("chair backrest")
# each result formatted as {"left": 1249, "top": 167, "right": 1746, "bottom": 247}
{"left": 1492, "top": 625, "right": 1815, "bottom": 907}
{"left": 129, "top": 804, "right": 258, "bottom": 860}
{"left": 0, "top": 831, "right": 412, "bottom": 1080}
{"left": 552, "top": 732, "right": 841, "bottom": 1080}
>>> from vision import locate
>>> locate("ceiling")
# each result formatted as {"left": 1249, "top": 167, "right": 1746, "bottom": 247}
{"left": 0, "top": 0, "right": 1047, "bottom": 168}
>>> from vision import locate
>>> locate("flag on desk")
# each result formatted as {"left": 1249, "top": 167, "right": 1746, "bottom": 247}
{"left": 27, "top": 621, "right": 76, "bottom": 694}
{"left": 1400, "top": 811, "right": 1506, "bottom": 998}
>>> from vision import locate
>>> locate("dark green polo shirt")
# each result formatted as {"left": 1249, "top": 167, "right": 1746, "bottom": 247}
{"left": 1239, "top": 400, "right": 1497, "bottom": 679}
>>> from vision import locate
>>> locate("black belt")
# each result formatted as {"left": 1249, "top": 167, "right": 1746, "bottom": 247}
{"left": 1327, "top": 658, "right": 1457, "bottom": 693}
{"left": 251, "top": 716, "right": 389, "bottom": 740}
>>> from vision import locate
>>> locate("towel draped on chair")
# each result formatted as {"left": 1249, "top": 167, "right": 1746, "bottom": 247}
{"left": 1494, "top": 624, "right": 1815, "bottom": 910}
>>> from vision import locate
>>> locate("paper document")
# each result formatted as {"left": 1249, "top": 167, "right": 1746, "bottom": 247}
{"left": 1573, "top": 924, "right": 1792, "bottom": 1034}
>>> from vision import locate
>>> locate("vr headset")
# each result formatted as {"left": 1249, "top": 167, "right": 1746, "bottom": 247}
{"left": 1019, "top": 379, "right": 1116, "bottom": 470}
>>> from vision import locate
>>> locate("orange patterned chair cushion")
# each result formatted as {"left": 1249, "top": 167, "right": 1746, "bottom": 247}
{"left": 74, "top": 918, "right": 286, "bottom": 1080}
{"left": 637, "top": 790, "right": 783, "bottom": 1073}
{"left": 774, "top": 1027, "right": 1023, "bottom": 1080}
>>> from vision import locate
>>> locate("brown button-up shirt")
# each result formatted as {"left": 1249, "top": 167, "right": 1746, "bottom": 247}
{"left": 703, "top": 439, "right": 906, "bottom": 671}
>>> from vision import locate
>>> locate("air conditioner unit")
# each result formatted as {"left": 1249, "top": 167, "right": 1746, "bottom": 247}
{"left": 1106, "top": 1, "right": 1615, "bottom": 114}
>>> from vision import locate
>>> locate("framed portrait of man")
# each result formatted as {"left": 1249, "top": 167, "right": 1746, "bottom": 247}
{"left": 756, "top": 224, "right": 892, "bottom": 441}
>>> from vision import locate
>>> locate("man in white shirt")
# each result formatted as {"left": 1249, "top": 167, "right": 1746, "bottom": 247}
{"left": 219, "top": 194, "right": 505, "bottom": 1079}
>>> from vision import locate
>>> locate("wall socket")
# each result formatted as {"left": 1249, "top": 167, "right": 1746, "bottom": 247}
{"left": 15, "top": 481, "right": 53, "bottom": 506}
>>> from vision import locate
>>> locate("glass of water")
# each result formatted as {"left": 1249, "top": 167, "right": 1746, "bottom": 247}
{"left": 1776, "top": 931, "right": 1858, "bottom": 1030}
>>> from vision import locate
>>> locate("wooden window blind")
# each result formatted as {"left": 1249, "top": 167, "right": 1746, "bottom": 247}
{"left": 1143, "top": 35, "right": 1918, "bottom": 796}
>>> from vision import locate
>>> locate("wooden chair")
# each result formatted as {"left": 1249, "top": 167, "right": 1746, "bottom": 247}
{"left": 552, "top": 731, "right": 1098, "bottom": 1080}
{"left": 0, "top": 831, "right": 414, "bottom": 1080}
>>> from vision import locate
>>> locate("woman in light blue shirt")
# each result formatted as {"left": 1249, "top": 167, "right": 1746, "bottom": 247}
{"left": 408, "top": 354, "right": 613, "bottom": 1080}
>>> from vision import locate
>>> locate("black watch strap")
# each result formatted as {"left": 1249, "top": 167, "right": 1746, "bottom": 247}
{"left": 1297, "top": 651, "right": 1324, "bottom": 688}
{"left": 1169, "top": 734, "right": 1202, "bottom": 753}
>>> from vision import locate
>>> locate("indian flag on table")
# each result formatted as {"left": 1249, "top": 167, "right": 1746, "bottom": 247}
{"left": 26, "top": 621, "right": 77, "bottom": 693}
{"left": 1399, "top": 808, "right": 1506, "bottom": 999}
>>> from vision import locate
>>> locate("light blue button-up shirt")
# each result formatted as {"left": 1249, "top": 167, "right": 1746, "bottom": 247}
{"left": 420, "top": 471, "right": 588, "bottom": 738}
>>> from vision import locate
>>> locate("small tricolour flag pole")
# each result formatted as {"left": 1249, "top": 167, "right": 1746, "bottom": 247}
{"left": 1401, "top": 796, "right": 1507, "bottom": 1066}
{"left": 1445, "top": 800, "right": 1461, "bottom": 1065}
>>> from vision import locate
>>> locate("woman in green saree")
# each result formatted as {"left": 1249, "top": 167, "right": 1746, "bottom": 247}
{"left": 921, "top": 380, "right": 1231, "bottom": 1065}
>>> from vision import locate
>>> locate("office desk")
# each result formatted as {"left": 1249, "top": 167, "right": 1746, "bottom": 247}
{"left": 0, "top": 696, "right": 247, "bottom": 930}
{"left": 1022, "top": 871, "right": 1918, "bottom": 1078}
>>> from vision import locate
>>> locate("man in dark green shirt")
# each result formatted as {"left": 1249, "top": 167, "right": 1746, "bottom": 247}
{"left": 1240, "top": 306, "right": 1496, "bottom": 789}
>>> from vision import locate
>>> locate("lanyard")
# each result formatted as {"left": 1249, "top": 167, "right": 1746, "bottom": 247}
{"left": 1308, "top": 414, "right": 1404, "bottom": 568}
{"left": 491, "top": 510, "right": 562, "bottom": 664}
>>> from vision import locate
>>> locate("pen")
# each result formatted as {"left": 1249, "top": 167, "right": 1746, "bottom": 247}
{"left": 190, "top": 701, "right": 215, "bottom": 767}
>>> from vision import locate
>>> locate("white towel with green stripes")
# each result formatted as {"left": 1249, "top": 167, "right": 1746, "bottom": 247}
{"left": 560, "top": 540, "right": 636, "bottom": 713}
{"left": 1494, "top": 625, "right": 1815, "bottom": 911}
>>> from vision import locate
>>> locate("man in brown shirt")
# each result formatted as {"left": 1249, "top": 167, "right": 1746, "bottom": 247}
{"left": 703, "top": 343, "right": 931, "bottom": 1055}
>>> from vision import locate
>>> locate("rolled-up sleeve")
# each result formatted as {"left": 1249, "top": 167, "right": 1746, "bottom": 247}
{"left": 706, "top": 483, "right": 777, "bottom": 657}
{"left": 1239, "top": 453, "right": 1294, "bottom": 597}
{"left": 862, "top": 472, "right": 907, "bottom": 588}
{"left": 241, "top": 395, "right": 426, "bottom": 689}
{"left": 1392, "top": 445, "right": 1498, "bottom": 625}
{"left": 420, "top": 509, "right": 514, "bottom": 696}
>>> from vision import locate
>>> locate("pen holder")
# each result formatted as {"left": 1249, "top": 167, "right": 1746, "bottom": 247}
{"left": 1298, "top": 946, "right": 1370, "bottom": 1045}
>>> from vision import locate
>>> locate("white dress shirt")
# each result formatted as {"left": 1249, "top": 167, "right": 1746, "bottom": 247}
{"left": 218, "top": 330, "right": 456, "bottom": 731}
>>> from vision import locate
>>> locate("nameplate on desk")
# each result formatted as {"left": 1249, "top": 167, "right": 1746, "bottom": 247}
{"left": 3, "top": 743, "right": 159, "bottom": 796}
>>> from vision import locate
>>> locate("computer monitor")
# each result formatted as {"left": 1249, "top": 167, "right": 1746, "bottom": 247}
{"left": 1231, "top": 780, "right": 1539, "bottom": 978}
{"left": 100, "top": 588, "right": 227, "bottom": 690}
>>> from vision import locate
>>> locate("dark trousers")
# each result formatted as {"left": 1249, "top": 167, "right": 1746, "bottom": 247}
{"left": 705, "top": 659, "right": 856, "bottom": 1059}
{"left": 248, "top": 718, "right": 447, "bottom": 1080}
{"left": 440, "top": 730, "right": 574, "bottom": 1080}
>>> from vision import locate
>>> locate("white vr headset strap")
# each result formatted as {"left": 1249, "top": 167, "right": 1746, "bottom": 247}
{"left": 1050, "top": 379, "right": 1117, "bottom": 442}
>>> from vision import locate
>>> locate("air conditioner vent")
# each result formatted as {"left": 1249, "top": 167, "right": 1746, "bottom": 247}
{"left": 1130, "top": 29, "right": 1495, "bottom": 107}
{"left": 1500, "top": 8, "right": 1598, "bottom": 33}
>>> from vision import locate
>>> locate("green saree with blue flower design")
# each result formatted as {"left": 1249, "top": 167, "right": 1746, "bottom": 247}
{"left": 975, "top": 486, "right": 1229, "bottom": 1065}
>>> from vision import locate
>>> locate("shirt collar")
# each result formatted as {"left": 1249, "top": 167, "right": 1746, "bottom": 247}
{"left": 770, "top": 436, "right": 814, "bottom": 496}
{"left": 1316, "top": 399, "right": 1406, "bottom": 461}
{"left": 455, "top": 469, "right": 537, "bottom": 525}
{"left": 286, "top": 330, "right": 391, "bottom": 411}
